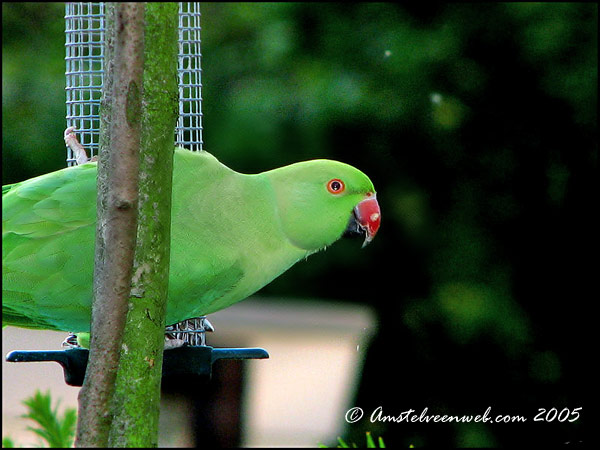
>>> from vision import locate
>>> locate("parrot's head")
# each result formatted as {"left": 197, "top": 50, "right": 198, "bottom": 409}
{"left": 265, "top": 159, "right": 380, "bottom": 252}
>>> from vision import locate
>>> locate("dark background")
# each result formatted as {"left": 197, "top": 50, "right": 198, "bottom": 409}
{"left": 3, "top": 3, "right": 595, "bottom": 447}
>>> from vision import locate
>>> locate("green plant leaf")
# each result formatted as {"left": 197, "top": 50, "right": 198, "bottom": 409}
{"left": 366, "top": 431, "right": 376, "bottom": 448}
{"left": 337, "top": 436, "right": 350, "bottom": 448}
{"left": 2, "top": 436, "right": 16, "bottom": 448}
{"left": 19, "top": 390, "right": 76, "bottom": 448}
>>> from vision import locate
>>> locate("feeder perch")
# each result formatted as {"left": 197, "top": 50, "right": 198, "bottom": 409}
{"left": 6, "top": 346, "right": 268, "bottom": 387}
{"left": 6, "top": 2, "right": 269, "bottom": 383}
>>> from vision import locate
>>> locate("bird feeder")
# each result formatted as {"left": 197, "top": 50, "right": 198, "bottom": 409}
{"left": 64, "top": 1, "right": 204, "bottom": 163}
{"left": 6, "top": 2, "right": 268, "bottom": 383}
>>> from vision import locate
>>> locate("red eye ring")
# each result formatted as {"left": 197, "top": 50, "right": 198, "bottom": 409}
{"left": 327, "top": 179, "right": 345, "bottom": 194}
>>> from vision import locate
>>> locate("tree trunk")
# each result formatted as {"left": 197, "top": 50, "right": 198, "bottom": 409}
{"left": 108, "top": 2, "right": 179, "bottom": 447}
{"left": 75, "top": 3, "right": 145, "bottom": 447}
{"left": 75, "top": 2, "right": 178, "bottom": 447}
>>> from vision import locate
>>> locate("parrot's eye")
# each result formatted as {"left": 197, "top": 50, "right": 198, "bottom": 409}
{"left": 327, "top": 179, "right": 345, "bottom": 194}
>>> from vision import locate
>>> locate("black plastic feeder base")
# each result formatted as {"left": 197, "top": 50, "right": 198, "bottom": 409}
{"left": 5, "top": 346, "right": 269, "bottom": 387}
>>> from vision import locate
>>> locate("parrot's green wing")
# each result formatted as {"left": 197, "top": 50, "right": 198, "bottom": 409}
{"left": 3, "top": 182, "right": 21, "bottom": 196}
{"left": 3, "top": 163, "right": 98, "bottom": 331}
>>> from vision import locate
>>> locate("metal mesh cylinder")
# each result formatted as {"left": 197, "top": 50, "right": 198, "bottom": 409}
{"left": 177, "top": 2, "right": 203, "bottom": 151}
{"left": 64, "top": 2, "right": 203, "bottom": 165}
{"left": 64, "top": 2, "right": 105, "bottom": 165}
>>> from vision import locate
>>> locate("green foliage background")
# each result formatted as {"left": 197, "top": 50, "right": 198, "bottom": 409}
{"left": 2, "top": 3, "right": 595, "bottom": 447}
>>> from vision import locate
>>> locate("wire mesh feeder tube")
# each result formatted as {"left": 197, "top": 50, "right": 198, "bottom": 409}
{"left": 65, "top": 2, "right": 203, "bottom": 165}
{"left": 177, "top": 2, "right": 203, "bottom": 151}
{"left": 64, "top": 2, "right": 105, "bottom": 165}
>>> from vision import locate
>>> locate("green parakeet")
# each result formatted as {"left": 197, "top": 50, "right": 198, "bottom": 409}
{"left": 2, "top": 147, "right": 380, "bottom": 334}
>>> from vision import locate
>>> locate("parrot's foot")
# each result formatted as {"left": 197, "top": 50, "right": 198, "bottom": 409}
{"left": 165, "top": 316, "right": 214, "bottom": 348}
{"left": 163, "top": 338, "right": 188, "bottom": 350}
{"left": 61, "top": 333, "right": 81, "bottom": 348}
{"left": 64, "top": 126, "right": 97, "bottom": 165}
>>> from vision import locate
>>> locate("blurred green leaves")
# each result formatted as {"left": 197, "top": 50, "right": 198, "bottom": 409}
{"left": 2, "top": 3, "right": 66, "bottom": 181}
{"left": 506, "top": 3, "right": 598, "bottom": 123}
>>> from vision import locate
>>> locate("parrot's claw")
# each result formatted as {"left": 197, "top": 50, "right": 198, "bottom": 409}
{"left": 163, "top": 338, "right": 188, "bottom": 350}
{"left": 61, "top": 333, "right": 81, "bottom": 348}
{"left": 202, "top": 317, "right": 215, "bottom": 333}
{"left": 64, "top": 126, "right": 96, "bottom": 165}
{"left": 164, "top": 316, "right": 214, "bottom": 347}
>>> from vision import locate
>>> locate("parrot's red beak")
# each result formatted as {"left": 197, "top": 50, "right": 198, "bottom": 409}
{"left": 344, "top": 194, "right": 381, "bottom": 247}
